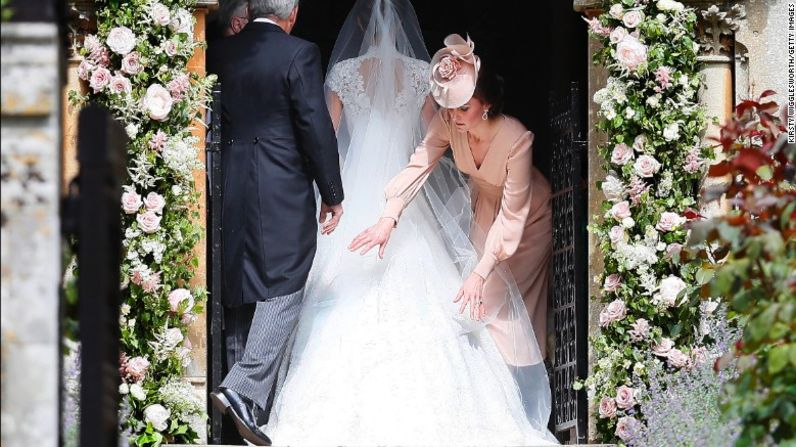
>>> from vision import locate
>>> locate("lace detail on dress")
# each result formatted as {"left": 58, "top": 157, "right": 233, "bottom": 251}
{"left": 326, "top": 55, "right": 431, "bottom": 118}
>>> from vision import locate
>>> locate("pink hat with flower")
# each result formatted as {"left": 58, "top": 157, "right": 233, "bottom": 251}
{"left": 429, "top": 34, "right": 481, "bottom": 109}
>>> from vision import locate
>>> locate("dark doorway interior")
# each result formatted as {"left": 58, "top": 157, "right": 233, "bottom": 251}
{"left": 206, "top": 1, "right": 588, "bottom": 443}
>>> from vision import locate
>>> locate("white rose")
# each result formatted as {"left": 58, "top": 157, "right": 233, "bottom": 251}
{"left": 633, "top": 134, "right": 648, "bottom": 152}
{"left": 656, "top": 211, "right": 686, "bottom": 232}
{"left": 141, "top": 84, "right": 173, "bottom": 121}
{"left": 150, "top": 3, "right": 171, "bottom": 26}
{"left": 652, "top": 337, "right": 675, "bottom": 357}
{"left": 143, "top": 192, "right": 166, "bottom": 214}
{"left": 119, "top": 383, "right": 130, "bottom": 395}
{"left": 129, "top": 383, "right": 147, "bottom": 401}
{"left": 655, "top": 275, "right": 687, "bottom": 307}
{"left": 633, "top": 155, "right": 661, "bottom": 178}
{"left": 610, "top": 201, "right": 632, "bottom": 221}
{"left": 121, "top": 303, "right": 131, "bottom": 316}
{"left": 663, "top": 122, "right": 680, "bottom": 141}
{"left": 657, "top": 0, "right": 685, "bottom": 12}
{"left": 172, "top": 185, "right": 183, "bottom": 196}
{"left": 602, "top": 175, "right": 625, "bottom": 202}
{"left": 621, "top": 217, "right": 635, "bottom": 228}
{"left": 165, "top": 327, "right": 184, "bottom": 347}
{"left": 121, "top": 191, "right": 142, "bottom": 214}
{"left": 125, "top": 123, "right": 139, "bottom": 139}
{"left": 615, "top": 35, "right": 648, "bottom": 71}
{"left": 610, "top": 26, "right": 628, "bottom": 44}
{"left": 666, "top": 243, "right": 683, "bottom": 259}
{"left": 625, "top": 107, "right": 636, "bottom": 119}
{"left": 610, "top": 4, "right": 625, "bottom": 19}
{"left": 106, "top": 26, "right": 136, "bottom": 55}
{"left": 136, "top": 211, "right": 162, "bottom": 234}
{"left": 599, "top": 299, "right": 627, "bottom": 327}
{"left": 646, "top": 95, "right": 660, "bottom": 108}
{"left": 143, "top": 404, "right": 171, "bottom": 432}
{"left": 622, "top": 10, "right": 645, "bottom": 28}
{"left": 611, "top": 143, "right": 634, "bottom": 166}
{"left": 609, "top": 226, "right": 627, "bottom": 245}
{"left": 604, "top": 106, "right": 617, "bottom": 120}
{"left": 170, "top": 9, "right": 194, "bottom": 35}
{"left": 615, "top": 385, "right": 636, "bottom": 409}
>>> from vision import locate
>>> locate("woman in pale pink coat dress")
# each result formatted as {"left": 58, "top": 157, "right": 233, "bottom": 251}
{"left": 350, "top": 35, "right": 553, "bottom": 359}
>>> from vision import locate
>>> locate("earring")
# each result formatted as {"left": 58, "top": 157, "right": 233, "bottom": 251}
{"left": 482, "top": 109, "right": 489, "bottom": 120}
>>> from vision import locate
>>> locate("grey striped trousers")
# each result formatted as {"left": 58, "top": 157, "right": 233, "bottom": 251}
{"left": 221, "top": 288, "right": 304, "bottom": 410}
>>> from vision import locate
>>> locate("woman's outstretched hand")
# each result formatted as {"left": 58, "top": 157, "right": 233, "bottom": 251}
{"left": 348, "top": 217, "right": 396, "bottom": 259}
{"left": 454, "top": 272, "right": 486, "bottom": 321}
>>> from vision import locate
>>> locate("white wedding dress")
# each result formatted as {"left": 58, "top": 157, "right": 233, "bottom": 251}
{"left": 263, "top": 1, "right": 557, "bottom": 445}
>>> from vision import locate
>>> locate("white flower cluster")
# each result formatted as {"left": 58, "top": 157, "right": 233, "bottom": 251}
{"left": 159, "top": 380, "right": 204, "bottom": 420}
{"left": 162, "top": 135, "right": 203, "bottom": 181}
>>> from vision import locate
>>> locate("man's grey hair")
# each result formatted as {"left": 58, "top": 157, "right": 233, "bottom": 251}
{"left": 218, "top": 0, "right": 248, "bottom": 27}
{"left": 248, "top": 0, "right": 299, "bottom": 20}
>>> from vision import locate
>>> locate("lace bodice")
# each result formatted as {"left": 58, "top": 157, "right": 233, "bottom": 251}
{"left": 326, "top": 54, "right": 431, "bottom": 118}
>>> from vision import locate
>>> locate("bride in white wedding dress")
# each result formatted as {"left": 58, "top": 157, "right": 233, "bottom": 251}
{"left": 264, "top": 1, "right": 558, "bottom": 445}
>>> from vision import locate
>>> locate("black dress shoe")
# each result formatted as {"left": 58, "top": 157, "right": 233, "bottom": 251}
{"left": 210, "top": 387, "right": 272, "bottom": 446}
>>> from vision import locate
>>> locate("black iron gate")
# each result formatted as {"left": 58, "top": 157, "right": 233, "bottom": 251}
{"left": 549, "top": 81, "right": 589, "bottom": 444}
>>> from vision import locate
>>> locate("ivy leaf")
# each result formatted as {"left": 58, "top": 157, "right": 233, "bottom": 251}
{"left": 769, "top": 345, "right": 789, "bottom": 374}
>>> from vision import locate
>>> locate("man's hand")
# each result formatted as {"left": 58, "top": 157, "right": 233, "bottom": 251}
{"left": 319, "top": 202, "right": 343, "bottom": 235}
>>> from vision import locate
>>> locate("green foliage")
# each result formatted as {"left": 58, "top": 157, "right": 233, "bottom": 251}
{"left": 688, "top": 93, "right": 796, "bottom": 446}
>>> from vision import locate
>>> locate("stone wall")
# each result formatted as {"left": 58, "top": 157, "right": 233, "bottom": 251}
{"left": 1, "top": 22, "right": 64, "bottom": 447}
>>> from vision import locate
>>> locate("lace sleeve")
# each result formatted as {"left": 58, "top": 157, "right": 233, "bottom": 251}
{"left": 408, "top": 59, "right": 431, "bottom": 98}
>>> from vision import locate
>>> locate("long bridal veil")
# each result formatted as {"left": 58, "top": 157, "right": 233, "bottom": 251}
{"left": 321, "top": 0, "right": 554, "bottom": 438}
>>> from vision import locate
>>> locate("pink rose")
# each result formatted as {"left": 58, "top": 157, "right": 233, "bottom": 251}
{"left": 615, "top": 416, "right": 640, "bottom": 442}
{"left": 122, "top": 52, "right": 143, "bottom": 75}
{"left": 667, "top": 348, "right": 691, "bottom": 368}
{"left": 633, "top": 154, "right": 661, "bottom": 178}
{"left": 77, "top": 59, "right": 93, "bottom": 81}
{"left": 168, "top": 288, "right": 195, "bottom": 314}
{"left": 136, "top": 211, "right": 162, "bottom": 234}
{"left": 603, "top": 274, "right": 622, "bottom": 293}
{"left": 149, "top": 130, "right": 169, "bottom": 151}
{"left": 125, "top": 356, "right": 150, "bottom": 383}
{"left": 143, "top": 192, "right": 166, "bottom": 214}
{"left": 89, "top": 67, "right": 112, "bottom": 93}
{"left": 599, "top": 299, "right": 626, "bottom": 327}
{"left": 110, "top": 73, "right": 132, "bottom": 95}
{"left": 615, "top": 385, "right": 636, "bottom": 409}
{"left": 616, "top": 35, "right": 647, "bottom": 71}
{"left": 611, "top": 143, "right": 634, "bottom": 165}
{"left": 142, "top": 271, "right": 161, "bottom": 293}
{"left": 622, "top": 10, "right": 645, "bottom": 28}
{"left": 88, "top": 45, "right": 110, "bottom": 67}
{"left": 436, "top": 55, "right": 461, "bottom": 81}
{"left": 656, "top": 211, "right": 686, "bottom": 232}
{"left": 632, "top": 134, "right": 647, "bottom": 152}
{"left": 141, "top": 84, "right": 173, "bottom": 121}
{"left": 665, "top": 243, "right": 683, "bottom": 260}
{"left": 610, "top": 201, "right": 632, "bottom": 221}
{"left": 609, "top": 26, "right": 628, "bottom": 44}
{"left": 627, "top": 176, "right": 649, "bottom": 205}
{"left": 609, "top": 225, "right": 626, "bottom": 245}
{"left": 162, "top": 39, "right": 178, "bottom": 57}
{"left": 150, "top": 2, "right": 171, "bottom": 26}
{"left": 652, "top": 337, "right": 675, "bottom": 357}
{"left": 684, "top": 146, "right": 702, "bottom": 173}
{"left": 599, "top": 397, "right": 617, "bottom": 419}
{"left": 107, "top": 26, "right": 137, "bottom": 55}
{"left": 629, "top": 318, "right": 650, "bottom": 341}
{"left": 121, "top": 190, "right": 142, "bottom": 214}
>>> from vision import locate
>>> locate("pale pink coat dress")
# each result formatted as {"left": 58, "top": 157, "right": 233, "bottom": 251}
{"left": 382, "top": 109, "right": 553, "bottom": 359}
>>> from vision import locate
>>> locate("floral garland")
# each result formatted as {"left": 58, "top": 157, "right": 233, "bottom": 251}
{"left": 579, "top": 0, "right": 714, "bottom": 444}
{"left": 69, "top": 0, "right": 215, "bottom": 444}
